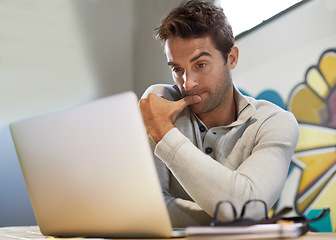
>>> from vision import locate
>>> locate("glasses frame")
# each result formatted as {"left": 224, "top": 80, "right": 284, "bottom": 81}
{"left": 211, "top": 199, "right": 330, "bottom": 227}
{"left": 211, "top": 199, "right": 269, "bottom": 226}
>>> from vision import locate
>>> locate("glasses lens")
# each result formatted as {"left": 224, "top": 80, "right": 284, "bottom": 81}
{"left": 241, "top": 199, "right": 268, "bottom": 219}
{"left": 214, "top": 200, "right": 237, "bottom": 222}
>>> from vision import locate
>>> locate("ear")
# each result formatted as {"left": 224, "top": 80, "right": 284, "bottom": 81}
{"left": 227, "top": 45, "right": 239, "bottom": 70}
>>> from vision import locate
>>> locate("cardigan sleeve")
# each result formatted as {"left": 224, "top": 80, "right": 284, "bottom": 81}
{"left": 155, "top": 111, "right": 299, "bottom": 223}
{"left": 151, "top": 135, "right": 212, "bottom": 227}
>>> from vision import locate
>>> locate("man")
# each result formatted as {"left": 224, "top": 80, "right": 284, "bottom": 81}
{"left": 139, "top": 0, "right": 299, "bottom": 227}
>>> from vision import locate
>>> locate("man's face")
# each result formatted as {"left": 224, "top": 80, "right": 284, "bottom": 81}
{"left": 165, "top": 36, "right": 234, "bottom": 115}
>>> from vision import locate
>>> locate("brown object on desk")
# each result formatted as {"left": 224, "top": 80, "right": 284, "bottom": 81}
{"left": 1, "top": 226, "right": 336, "bottom": 240}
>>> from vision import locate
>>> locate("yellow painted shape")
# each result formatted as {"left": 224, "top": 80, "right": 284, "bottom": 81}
{"left": 296, "top": 126, "right": 336, "bottom": 151}
{"left": 297, "top": 175, "right": 331, "bottom": 213}
{"left": 319, "top": 54, "right": 336, "bottom": 88}
{"left": 306, "top": 67, "right": 330, "bottom": 99}
{"left": 290, "top": 87, "right": 326, "bottom": 124}
{"left": 297, "top": 151, "right": 336, "bottom": 193}
{"left": 311, "top": 177, "right": 336, "bottom": 231}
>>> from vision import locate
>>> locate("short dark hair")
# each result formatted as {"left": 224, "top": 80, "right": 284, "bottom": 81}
{"left": 155, "top": 0, "right": 234, "bottom": 61}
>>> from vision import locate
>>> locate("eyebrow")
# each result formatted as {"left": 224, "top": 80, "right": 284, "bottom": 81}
{"left": 167, "top": 51, "right": 212, "bottom": 67}
{"left": 190, "top": 52, "right": 212, "bottom": 63}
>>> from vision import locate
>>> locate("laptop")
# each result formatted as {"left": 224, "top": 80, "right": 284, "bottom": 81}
{"left": 10, "top": 91, "right": 185, "bottom": 238}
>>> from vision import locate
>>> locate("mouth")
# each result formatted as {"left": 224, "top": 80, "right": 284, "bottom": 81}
{"left": 183, "top": 91, "right": 206, "bottom": 103}
{"left": 183, "top": 95, "right": 203, "bottom": 107}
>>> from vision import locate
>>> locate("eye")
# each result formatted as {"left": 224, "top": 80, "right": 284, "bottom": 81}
{"left": 173, "top": 67, "right": 183, "bottom": 73}
{"left": 197, "top": 63, "right": 207, "bottom": 68}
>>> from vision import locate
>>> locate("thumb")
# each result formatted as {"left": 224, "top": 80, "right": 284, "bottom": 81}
{"left": 178, "top": 95, "right": 201, "bottom": 107}
{"left": 170, "top": 95, "right": 201, "bottom": 123}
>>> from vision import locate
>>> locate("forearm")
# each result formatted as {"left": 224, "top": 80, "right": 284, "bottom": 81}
{"left": 164, "top": 193, "right": 211, "bottom": 227}
{"left": 155, "top": 126, "right": 298, "bottom": 220}
{"left": 155, "top": 129, "right": 251, "bottom": 219}
{"left": 151, "top": 140, "right": 211, "bottom": 227}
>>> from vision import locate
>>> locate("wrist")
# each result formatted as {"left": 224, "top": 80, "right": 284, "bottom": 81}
{"left": 151, "top": 124, "right": 174, "bottom": 144}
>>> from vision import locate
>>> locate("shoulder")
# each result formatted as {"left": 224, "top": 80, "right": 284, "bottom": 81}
{"left": 248, "top": 96, "right": 295, "bottom": 121}
{"left": 246, "top": 97, "right": 299, "bottom": 136}
{"left": 141, "top": 84, "right": 182, "bottom": 101}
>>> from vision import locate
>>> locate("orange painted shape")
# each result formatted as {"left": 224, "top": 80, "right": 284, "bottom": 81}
{"left": 297, "top": 151, "right": 336, "bottom": 193}
{"left": 290, "top": 87, "right": 326, "bottom": 124}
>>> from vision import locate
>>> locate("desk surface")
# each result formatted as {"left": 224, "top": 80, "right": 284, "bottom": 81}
{"left": 0, "top": 226, "right": 336, "bottom": 240}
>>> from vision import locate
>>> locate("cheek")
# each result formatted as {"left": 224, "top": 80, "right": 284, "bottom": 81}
{"left": 209, "top": 66, "right": 228, "bottom": 83}
{"left": 197, "top": 70, "right": 215, "bottom": 85}
{"left": 172, "top": 76, "right": 183, "bottom": 89}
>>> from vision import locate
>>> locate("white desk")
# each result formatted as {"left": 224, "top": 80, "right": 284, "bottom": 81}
{"left": 0, "top": 226, "right": 336, "bottom": 240}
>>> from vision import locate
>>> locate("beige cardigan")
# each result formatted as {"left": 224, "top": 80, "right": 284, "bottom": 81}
{"left": 141, "top": 84, "right": 299, "bottom": 227}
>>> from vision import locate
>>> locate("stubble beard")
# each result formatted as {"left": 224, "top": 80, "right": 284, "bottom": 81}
{"left": 188, "top": 71, "right": 233, "bottom": 115}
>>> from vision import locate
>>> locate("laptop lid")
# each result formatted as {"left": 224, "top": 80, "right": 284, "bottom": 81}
{"left": 9, "top": 91, "right": 175, "bottom": 238}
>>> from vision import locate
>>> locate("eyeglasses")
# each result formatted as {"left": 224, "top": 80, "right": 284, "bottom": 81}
{"left": 211, "top": 199, "right": 330, "bottom": 227}
{"left": 211, "top": 199, "right": 269, "bottom": 226}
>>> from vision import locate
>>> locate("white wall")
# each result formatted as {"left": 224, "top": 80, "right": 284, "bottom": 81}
{"left": 233, "top": 0, "right": 336, "bottom": 103}
{"left": 3, "top": 0, "right": 334, "bottom": 228}
{"left": 72, "top": 0, "right": 134, "bottom": 98}
{"left": 0, "top": 0, "right": 99, "bottom": 126}
{"left": 2, "top": 0, "right": 333, "bottom": 228}
{"left": 0, "top": 125, "right": 36, "bottom": 226}
{"left": 0, "top": 0, "right": 182, "bottom": 227}
{"left": 232, "top": 0, "right": 336, "bottom": 228}
{"left": 0, "top": 0, "right": 183, "bottom": 126}
{"left": 133, "top": 0, "right": 182, "bottom": 97}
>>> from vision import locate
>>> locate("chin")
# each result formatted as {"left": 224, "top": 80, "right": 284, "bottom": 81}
{"left": 189, "top": 104, "right": 206, "bottom": 114}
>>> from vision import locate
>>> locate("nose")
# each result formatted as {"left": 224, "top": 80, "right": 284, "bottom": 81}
{"left": 182, "top": 71, "right": 198, "bottom": 90}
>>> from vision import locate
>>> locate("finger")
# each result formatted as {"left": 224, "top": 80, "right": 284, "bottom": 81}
{"left": 152, "top": 93, "right": 164, "bottom": 99}
{"left": 178, "top": 95, "right": 201, "bottom": 107}
{"left": 148, "top": 93, "right": 167, "bottom": 101}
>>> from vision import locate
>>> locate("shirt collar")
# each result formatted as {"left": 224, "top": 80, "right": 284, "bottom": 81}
{"left": 231, "top": 83, "right": 256, "bottom": 126}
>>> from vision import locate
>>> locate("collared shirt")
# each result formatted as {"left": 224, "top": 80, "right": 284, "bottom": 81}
{"left": 141, "top": 84, "right": 299, "bottom": 227}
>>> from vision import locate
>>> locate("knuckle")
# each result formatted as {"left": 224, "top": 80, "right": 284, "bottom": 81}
{"left": 138, "top": 98, "right": 146, "bottom": 107}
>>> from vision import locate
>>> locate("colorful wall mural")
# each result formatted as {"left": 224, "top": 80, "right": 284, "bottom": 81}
{"left": 240, "top": 48, "right": 336, "bottom": 232}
